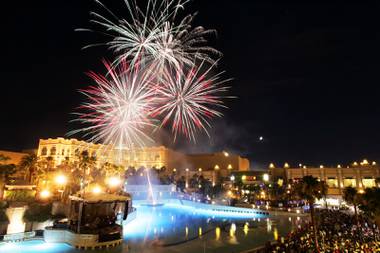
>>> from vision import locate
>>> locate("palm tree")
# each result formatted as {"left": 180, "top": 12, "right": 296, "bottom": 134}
{"left": 77, "top": 151, "right": 96, "bottom": 194}
{"left": 320, "top": 181, "right": 328, "bottom": 209}
{"left": 343, "top": 186, "right": 360, "bottom": 224}
{"left": 294, "top": 176, "right": 324, "bottom": 251}
{"left": 23, "top": 203, "right": 52, "bottom": 231}
{"left": 0, "top": 154, "right": 16, "bottom": 199}
{"left": 19, "top": 154, "right": 38, "bottom": 183}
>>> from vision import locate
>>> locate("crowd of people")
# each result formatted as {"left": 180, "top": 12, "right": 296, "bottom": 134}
{"left": 263, "top": 209, "right": 380, "bottom": 252}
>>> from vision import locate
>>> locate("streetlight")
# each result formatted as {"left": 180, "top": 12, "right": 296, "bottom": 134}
{"left": 107, "top": 177, "right": 121, "bottom": 188}
{"left": 55, "top": 174, "right": 67, "bottom": 185}
{"left": 55, "top": 174, "right": 67, "bottom": 200}
{"left": 92, "top": 185, "right": 102, "bottom": 194}
{"left": 40, "top": 189, "right": 50, "bottom": 199}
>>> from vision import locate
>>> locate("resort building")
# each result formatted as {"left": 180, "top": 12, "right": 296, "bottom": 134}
{"left": 269, "top": 160, "right": 380, "bottom": 198}
{"left": 36, "top": 138, "right": 250, "bottom": 174}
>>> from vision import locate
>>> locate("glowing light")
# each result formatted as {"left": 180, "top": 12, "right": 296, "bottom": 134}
{"left": 223, "top": 151, "right": 229, "bottom": 157}
{"left": 198, "top": 168, "right": 202, "bottom": 172}
{"left": 215, "top": 227, "right": 221, "bottom": 240}
{"left": 107, "top": 177, "right": 121, "bottom": 187}
{"left": 185, "top": 168, "right": 189, "bottom": 172}
{"left": 269, "top": 163, "right": 275, "bottom": 169}
{"left": 243, "top": 223, "right": 249, "bottom": 235}
{"left": 55, "top": 174, "right": 67, "bottom": 185}
{"left": 227, "top": 164, "right": 233, "bottom": 170}
{"left": 242, "top": 175, "right": 247, "bottom": 181}
{"left": 230, "top": 223, "right": 236, "bottom": 237}
{"left": 263, "top": 173, "right": 269, "bottom": 182}
{"left": 40, "top": 190, "right": 50, "bottom": 199}
{"left": 319, "top": 165, "right": 324, "bottom": 169}
{"left": 284, "top": 162, "right": 289, "bottom": 168}
{"left": 199, "top": 227, "right": 202, "bottom": 237}
{"left": 214, "top": 165, "right": 220, "bottom": 170}
{"left": 273, "top": 228, "right": 278, "bottom": 240}
{"left": 230, "top": 175, "right": 235, "bottom": 181}
{"left": 372, "top": 161, "right": 377, "bottom": 166}
{"left": 92, "top": 185, "right": 102, "bottom": 194}
{"left": 337, "top": 164, "right": 342, "bottom": 168}
{"left": 361, "top": 159, "right": 369, "bottom": 165}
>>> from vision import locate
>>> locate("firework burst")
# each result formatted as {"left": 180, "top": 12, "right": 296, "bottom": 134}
{"left": 151, "top": 61, "right": 231, "bottom": 142}
{"left": 70, "top": 60, "right": 157, "bottom": 149}
{"left": 77, "top": 0, "right": 221, "bottom": 69}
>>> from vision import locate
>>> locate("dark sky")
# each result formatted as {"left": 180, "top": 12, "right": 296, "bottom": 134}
{"left": 1, "top": 1, "right": 379, "bottom": 168}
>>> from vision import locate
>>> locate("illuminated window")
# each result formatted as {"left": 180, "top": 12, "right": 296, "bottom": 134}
{"left": 362, "top": 178, "right": 375, "bottom": 188}
{"left": 327, "top": 178, "right": 338, "bottom": 188}
{"left": 50, "top": 147, "right": 56, "bottom": 156}
{"left": 343, "top": 178, "right": 356, "bottom": 188}
{"left": 41, "top": 147, "right": 47, "bottom": 156}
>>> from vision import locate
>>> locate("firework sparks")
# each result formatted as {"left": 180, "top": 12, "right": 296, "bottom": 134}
{"left": 151, "top": 61, "right": 231, "bottom": 141}
{"left": 70, "top": 60, "right": 157, "bottom": 149}
{"left": 77, "top": 0, "right": 221, "bottom": 69}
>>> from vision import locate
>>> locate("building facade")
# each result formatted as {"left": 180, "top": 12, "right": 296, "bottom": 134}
{"left": 36, "top": 138, "right": 250, "bottom": 174}
{"left": 270, "top": 160, "right": 380, "bottom": 197}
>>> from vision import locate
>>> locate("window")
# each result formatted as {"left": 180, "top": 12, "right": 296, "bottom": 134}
{"left": 327, "top": 178, "right": 338, "bottom": 188}
{"left": 362, "top": 178, "right": 375, "bottom": 188}
{"left": 50, "top": 147, "right": 56, "bottom": 156}
{"left": 343, "top": 178, "right": 356, "bottom": 188}
{"left": 61, "top": 149, "right": 65, "bottom": 155}
{"left": 41, "top": 147, "right": 47, "bottom": 156}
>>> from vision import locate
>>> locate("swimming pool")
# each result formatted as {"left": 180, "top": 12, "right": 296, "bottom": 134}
{"left": 0, "top": 203, "right": 305, "bottom": 253}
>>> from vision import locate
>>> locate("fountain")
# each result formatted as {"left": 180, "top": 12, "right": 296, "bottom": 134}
{"left": 141, "top": 168, "right": 165, "bottom": 207}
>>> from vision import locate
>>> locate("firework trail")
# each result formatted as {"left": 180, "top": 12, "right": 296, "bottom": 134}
{"left": 70, "top": 60, "right": 157, "bottom": 149}
{"left": 151, "top": 61, "right": 231, "bottom": 142}
{"left": 77, "top": 0, "right": 221, "bottom": 69}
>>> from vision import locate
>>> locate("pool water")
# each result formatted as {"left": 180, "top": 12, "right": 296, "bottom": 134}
{"left": 0, "top": 204, "right": 305, "bottom": 253}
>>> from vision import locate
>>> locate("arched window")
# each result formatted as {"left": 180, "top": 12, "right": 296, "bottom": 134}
{"left": 41, "top": 147, "right": 47, "bottom": 156}
{"left": 50, "top": 147, "right": 56, "bottom": 156}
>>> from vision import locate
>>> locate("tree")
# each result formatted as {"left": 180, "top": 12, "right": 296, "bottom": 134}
{"left": 0, "top": 201, "right": 9, "bottom": 234}
{"left": 359, "top": 187, "right": 380, "bottom": 228}
{"left": 19, "top": 154, "right": 38, "bottom": 183}
{"left": 294, "top": 176, "right": 324, "bottom": 251}
{"left": 23, "top": 202, "right": 53, "bottom": 231}
{"left": 77, "top": 151, "right": 97, "bottom": 193}
{"left": 0, "top": 154, "right": 16, "bottom": 181}
{"left": 343, "top": 186, "right": 360, "bottom": 224}
{"left": 320, "top": 181, "right": 328, "bottom": 209}
{"left": 0, "top": 154, "right": 16, "bottom": 199}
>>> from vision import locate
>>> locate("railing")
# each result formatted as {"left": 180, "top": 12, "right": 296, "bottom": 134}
{"left": 3, "top": 231, "right": 36, "bottom": 242}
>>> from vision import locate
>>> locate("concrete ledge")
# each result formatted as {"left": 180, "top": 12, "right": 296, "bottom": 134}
{"left": 44, "top": 229, "right": 122, "bottom": 250}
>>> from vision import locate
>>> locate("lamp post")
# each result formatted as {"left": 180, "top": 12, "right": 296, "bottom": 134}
{"left": 55, "top": 174, "right": 67, "bottom": 200}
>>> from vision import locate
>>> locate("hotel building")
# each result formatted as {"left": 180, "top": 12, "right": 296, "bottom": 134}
{"left": 269, "top": 160, "right": 380, "bottom": 199}
{"left": 36, "top": 138, "right": 250, "bottom": 175}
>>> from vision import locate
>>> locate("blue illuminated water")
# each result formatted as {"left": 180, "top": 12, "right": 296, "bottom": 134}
{"left": 0, "top": 203, "right": 305, "bottom": 253}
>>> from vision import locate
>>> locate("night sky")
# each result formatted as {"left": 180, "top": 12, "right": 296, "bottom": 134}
{"left": 1, "top": 1, "right": 379, "bottom": 168}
